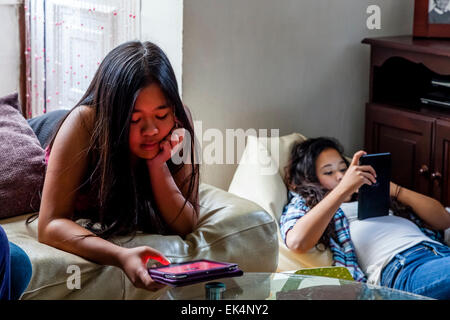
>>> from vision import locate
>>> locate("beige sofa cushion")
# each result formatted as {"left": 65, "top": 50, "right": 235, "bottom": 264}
{"left": 228, "top": 133, "right": 333, "bottom": 271}
{"left": 1, "top": 183, "right": 278, "bottom": 299}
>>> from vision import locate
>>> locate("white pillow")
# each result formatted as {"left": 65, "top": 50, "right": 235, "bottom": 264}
{"left": 229, "top": 136, "right": 284, "bottom": 224}
{"left": 229, "top": 133, "right": 307, "bottom": 223}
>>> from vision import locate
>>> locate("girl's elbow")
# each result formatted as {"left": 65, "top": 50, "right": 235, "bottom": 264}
{"left": 286, "top": 234, "right": 311, "bottom": 254}
{"left": 181, "top": 208, "right": 198, "bottom": 236}
{"left": 435, "top": 205, "right": 450, "bottom": 230}
{"left": 293, "top": 243, "right": 312, "bottom": 254}
{"left": 37, "top": 226, "right": 50, "bottom": 245}
{"left": 37, "top": 219, "right": 56, "bottom": 245}
{"left": 174, "top": 220, "right": 196, "bottom": 237}
{"left": 443, "top": 209, "right": 450, "bottom": 230}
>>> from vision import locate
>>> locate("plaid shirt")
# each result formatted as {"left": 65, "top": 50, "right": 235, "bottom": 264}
{"left": 279, "top": 191, "right": 444, "bottom": 283}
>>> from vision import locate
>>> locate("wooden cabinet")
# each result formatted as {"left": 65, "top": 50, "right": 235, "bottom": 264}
{"left": 434, "top": 120, "right": 450, "bottom": 204}
{"left": 363, "top": 36, "right": 450, "bottom": 206}
{"left": 365, "top": 103, "right": 433, "bottom": 196}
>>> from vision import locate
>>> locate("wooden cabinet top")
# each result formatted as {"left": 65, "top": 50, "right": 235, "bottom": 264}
{"left": 363, "top": 36, "right": 450, "bottom": 120}
{"left": 362, "top": 35, "right": 450, "bottom": 58}
{"left": 363, "top": 36, "right": 450, "bottom": 75}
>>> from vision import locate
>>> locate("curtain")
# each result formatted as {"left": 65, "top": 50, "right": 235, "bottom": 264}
{"left": 24, "top": 0, "right": 141, "bottom": 118}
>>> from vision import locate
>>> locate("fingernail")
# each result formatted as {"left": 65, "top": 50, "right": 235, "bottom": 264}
{"left": 150, "top": 256, "right": 171, "bottom": 265}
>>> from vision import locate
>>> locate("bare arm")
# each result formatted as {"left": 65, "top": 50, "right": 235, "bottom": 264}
{"left": 38, "top": 106, "right": 120, "bottom": 264}
{"left": 172, "top": 105, "right": 200, "bottom": 216}
{"left": 147, "top": 162, "right": 198, "bottom": 236}
{"left": 38, "top": 106, "right": 168, "bottom": 291}
{"left": 146, "top": 105, "right": 199, "bottom": 236}
{"left": 285, "top": 186, "right": 348, "bottom": 253}
{"left": 390, "top": 182, "right": 450, "bottom": 231}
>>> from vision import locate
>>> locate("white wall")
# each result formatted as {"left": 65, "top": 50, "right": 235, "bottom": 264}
{"left": 0, "top": 2, "right": 21, "bottom": 98}
{"left": 182, "top": 0, "right": 414, "bottom": 190}
{"left": 141, "top": 0, "right": 183, "bottom": 94}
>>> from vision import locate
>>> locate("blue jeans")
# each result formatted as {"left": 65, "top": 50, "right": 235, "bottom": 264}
{"left": 0, "top": 226, "right": 32, "bottom": 300}
{"left": 380, "top": 241, "right": 450, "bottom": 300}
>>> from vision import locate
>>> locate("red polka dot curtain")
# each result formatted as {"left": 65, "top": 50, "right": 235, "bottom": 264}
{"left": 24, "top": 0, "right": 141, "bottom": 118}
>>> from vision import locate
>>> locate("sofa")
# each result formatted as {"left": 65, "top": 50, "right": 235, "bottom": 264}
{"left": 228, "top": 133, "right": 450, "bottom": 272}
{"left": 2, "top": 184, "right": 278, "bottom": 299}
{"left": 0, "top": 99, "right": 279, "bottom": 299}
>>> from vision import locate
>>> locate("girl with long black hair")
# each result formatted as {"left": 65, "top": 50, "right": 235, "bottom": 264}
{"left": 281, "top": 137, "right": 450, "bottom": 299}
{"left": 36, "top": 41, "right": 199, "bottom": 291}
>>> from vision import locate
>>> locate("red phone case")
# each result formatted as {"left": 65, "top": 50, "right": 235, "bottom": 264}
{"left": 148, "top": 259, "right": 243, "bottom": 286}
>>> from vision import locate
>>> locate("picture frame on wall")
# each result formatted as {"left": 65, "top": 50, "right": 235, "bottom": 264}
{"left": 414, "top": 0, "right": 450, "bottom": 37}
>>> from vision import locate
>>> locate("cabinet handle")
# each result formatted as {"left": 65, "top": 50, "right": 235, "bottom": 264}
{"left": 419, "top": 165, "right": 429, "bottom": 176}
{"left": 431, "top": 172, "right": 442, "bottom": 181}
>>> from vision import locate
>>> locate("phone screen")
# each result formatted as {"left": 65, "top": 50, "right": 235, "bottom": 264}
{"left": 156, "top": 261, "right": 227, "bottom": 274}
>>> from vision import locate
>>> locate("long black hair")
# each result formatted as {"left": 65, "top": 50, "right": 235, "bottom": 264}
{"left": 284, "top": 137, "right": 412, "bottom": 249}
{"left": 30, "top": 41, "right": 199, "bottom": 240}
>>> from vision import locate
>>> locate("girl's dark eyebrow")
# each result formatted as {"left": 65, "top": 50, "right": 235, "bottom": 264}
{"left": 320, "top": 160, "right": 346, "bottom": 170}
{"left": 132, "top": 105, "right": 169, "bottom": 113}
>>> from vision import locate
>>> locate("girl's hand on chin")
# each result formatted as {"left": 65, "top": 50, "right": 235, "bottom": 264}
{"left": 146, "top": 128, "right": 185, "bottom": 169}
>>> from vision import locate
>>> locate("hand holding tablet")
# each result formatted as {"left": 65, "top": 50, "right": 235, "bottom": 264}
{"left": 357, "top": 152, "right": 391, "bottom": 220}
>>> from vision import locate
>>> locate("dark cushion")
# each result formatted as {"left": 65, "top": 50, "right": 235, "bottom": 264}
{"left": 27, "top": 109, "right": 69, "bottom": 148}
{"left": 0, "top": 93, "right": 46, "bottom": 219}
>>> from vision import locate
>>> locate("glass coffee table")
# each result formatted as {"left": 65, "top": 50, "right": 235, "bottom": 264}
{"left": 157, "top": 272, "right": 432, "bottom": 300}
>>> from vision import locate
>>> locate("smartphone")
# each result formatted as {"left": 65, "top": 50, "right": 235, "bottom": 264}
{"left": 357, "top": 152, "right": 391, "bottom": 220}
{"left": 148, "top": 259, "right": 243, "bottom": 286}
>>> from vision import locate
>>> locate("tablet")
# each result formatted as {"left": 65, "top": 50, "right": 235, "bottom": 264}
{"left": 357, "top": 152, "right": 391, "bottom": 220}
{"left": 148, "top": 259, "right": 243, "bottom": 286}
